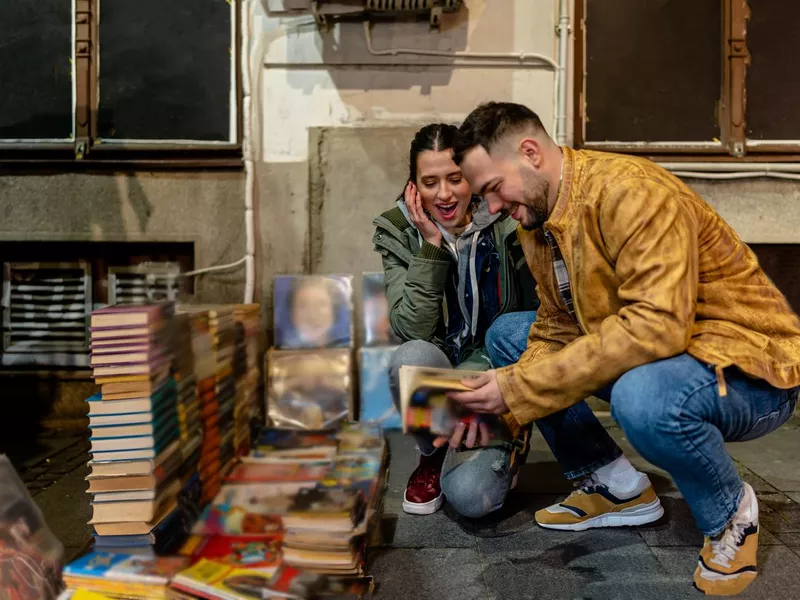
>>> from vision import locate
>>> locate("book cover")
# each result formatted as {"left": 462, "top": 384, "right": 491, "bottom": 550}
{"left": 358, "top": 346, "right": 401, "bottom": 429}
{"left": 287, "top": 487, "right": 362, "bottom": 519}
{"left": 63, "top": 551, "right": 188, "bottom": 584}
{"left": 361, "top": 272, "right": 401, "bottom": 346}
{"left": 225, "top": 461, "right": 330, "bottom": 484}
{"left": 170, "top": 559, "right": 276, "bottom": 600}
{"left": 398, "top": 365, "right": 484, "bottom": 436}
{"left": 183, "top": 535, "right": 281, "bottom": 572}
{"left": 267, "top": 349, "right": 352, "bottom": 430}
{"left": 273, "top": 275, "right": 353, "bottom": 350}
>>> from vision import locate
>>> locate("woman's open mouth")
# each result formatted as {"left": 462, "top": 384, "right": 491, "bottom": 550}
{"left": 435, "top": 202, "right": 458, "bottom": 221}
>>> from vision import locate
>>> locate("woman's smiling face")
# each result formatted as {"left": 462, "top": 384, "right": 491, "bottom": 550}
{"left": 414, "top": 149, "right": 472, "bottom": 230}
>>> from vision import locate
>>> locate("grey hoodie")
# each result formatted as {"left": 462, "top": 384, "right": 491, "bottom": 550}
{"left": 397, "top": 198, "right": 502, "bottom": 359}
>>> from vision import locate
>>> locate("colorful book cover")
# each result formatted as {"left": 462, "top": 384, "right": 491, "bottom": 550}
{"left": 170, "top": 559, "right": 275, "bottom": 600}
{"left": 358, "top": 346, "right": 401, "bottom": 429}
{"left": 268, "top": 564, "right": 375, "bottom": 598}
{"left": 255, "top": 429, "right": 337, "bottom": 452}
{"left": 273, "top": 275, "right": 354, "bottom": 349}
{"left": 183, "top": 535, "right": 282, "bottom": 571}
{"left": 64, "top": 551, "right": 188, "bottom": 584}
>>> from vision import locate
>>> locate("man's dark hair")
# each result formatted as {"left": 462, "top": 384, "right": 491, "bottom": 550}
{"left": 454, "top": 102, "right": 546, "bottom": 164}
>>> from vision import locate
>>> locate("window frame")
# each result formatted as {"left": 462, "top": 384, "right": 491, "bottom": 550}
{"left": 0, "top": 0, "right": 243, "bottom": 169}
{"left": 573, "top": 0, "right": 800, "bottom": 162}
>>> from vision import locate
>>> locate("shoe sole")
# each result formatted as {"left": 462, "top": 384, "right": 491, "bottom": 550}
{"left": 537, "top": 497, "right": 665, "bottom": 531}
{"left": 694, "top": 564, "right": 757, "bottom": 596}
{"left": 402, "top": 492, "right": 444, "bottom": 516}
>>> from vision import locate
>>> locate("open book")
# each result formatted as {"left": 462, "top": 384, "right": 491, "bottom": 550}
{"left": 398, "top": 366, "right": 485, "bottom": 436}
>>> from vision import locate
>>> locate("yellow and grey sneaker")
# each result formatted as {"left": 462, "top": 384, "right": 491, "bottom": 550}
{"left": 693, "top": 482, "right": 759, "bottom": 596}
{"left": 535, "top": 472, "right": 663, "bottom": 531}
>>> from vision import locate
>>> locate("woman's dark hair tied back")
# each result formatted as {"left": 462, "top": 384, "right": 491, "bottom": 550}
{"left": 408, "top": 123, "right": 459, "bottom": 183}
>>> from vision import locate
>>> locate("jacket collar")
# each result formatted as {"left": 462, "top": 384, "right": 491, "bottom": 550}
{"left": 545, "top": 146, "right": 576, "bottom": 233}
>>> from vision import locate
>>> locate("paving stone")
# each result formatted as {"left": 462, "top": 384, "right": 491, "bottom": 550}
{"left": 726, "top": 420, "right": 800, "bottom": 492}
{"left": 651, "top": 545, "right": 800, "bottom": 599}
{"left": 480, "top": 532, "right": 691, "bottom": 600}
{"left": 774, "top": 532, "right": 800, "bottom": 547}
{"left": 33, "top": 466, "right": 92, "bottom": 549}
{"left": 368, "top": 548, "right": 491, "bottom": 600}
{"left": 758, "top": 492, "right": 800, "bottom": 534}
{"left": 379, "top": 497, "right": 476, "bottom": 549}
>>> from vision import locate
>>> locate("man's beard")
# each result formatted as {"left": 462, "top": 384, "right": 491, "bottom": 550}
{"left": 519, "top": 168, "right": 549, "bottom": 230}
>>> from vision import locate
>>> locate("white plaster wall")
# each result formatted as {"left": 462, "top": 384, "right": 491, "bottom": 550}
{"left": 256, "top": 0, "right": 561, "bottom": 162}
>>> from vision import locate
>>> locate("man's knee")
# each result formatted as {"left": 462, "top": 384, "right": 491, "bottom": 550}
{"left": 485, "top": 313, "right": 524, "bottom": 367}
{"left": 610, "top": 362, "right": 678, "bottom": 436}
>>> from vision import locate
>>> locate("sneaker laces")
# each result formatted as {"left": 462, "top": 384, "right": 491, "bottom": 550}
{"left": 572, "top": 473, "right": 603, "bottom": 496}
{"left": 709, "top": 520, "right": 748, "bottom": 568}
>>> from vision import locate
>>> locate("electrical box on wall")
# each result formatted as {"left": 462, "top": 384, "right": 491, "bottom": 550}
{"left": 280, "top": 1, "right": 463, "bottom": 28}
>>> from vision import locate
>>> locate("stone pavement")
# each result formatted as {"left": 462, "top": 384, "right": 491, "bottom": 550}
{"left": 369, "top": 415, "right": 800, "bottom": 600}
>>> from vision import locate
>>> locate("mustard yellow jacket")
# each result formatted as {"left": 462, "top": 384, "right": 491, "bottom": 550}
{"left": 497, "top": 147, "right": 800, "bottom": 429}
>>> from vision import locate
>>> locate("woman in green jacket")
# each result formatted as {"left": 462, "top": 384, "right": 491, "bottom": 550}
{"left": 373, "top": 123, "right": 540, "bottom": 517}
{"left": 373, "top": 124, "right": 625, "bottom": 519}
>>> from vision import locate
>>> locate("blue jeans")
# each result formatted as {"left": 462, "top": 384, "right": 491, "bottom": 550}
{"left": 486, "top": 312, "right": 623, "bottom": 480}
{"left": 591, "top": 353, "right": 798, "bottom": 536}
{"left": 388, "top": 311, "right": 621, "bottom": 518}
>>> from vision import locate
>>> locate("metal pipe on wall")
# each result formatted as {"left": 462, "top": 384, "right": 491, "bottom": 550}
{"left": 556, "top": 0, "right": 570, "bottom": 145}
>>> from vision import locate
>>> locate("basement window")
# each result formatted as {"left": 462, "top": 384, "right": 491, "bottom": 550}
{"left": 0, "top": 242, "right": 193, "bottom": 369}
{"left": 0, "top": 0, "right": 241, "bottom": 167}
{"left": 575, "top": 0, "right": 800, "bottom": 160}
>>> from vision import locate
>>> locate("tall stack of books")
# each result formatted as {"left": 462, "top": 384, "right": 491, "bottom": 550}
{"left": 359, "top": 272, "right": 402, "bottom": 430}
{"left": 172, "top": 313, "right": 202, "bottom": 447}
{"left": 86, "top": 303, "right": 184, "bottom": 555}
{"left": 233, "top": 303, "right": 262, "bottom": 456}
{"left": 268, "top": 276, "right": 355, "bottom": 430}
{"left": 177, "top": 308, "right": 223, "bottom": 506}
{"left": 206, "top": 306, "right": 238, "bottom": 479}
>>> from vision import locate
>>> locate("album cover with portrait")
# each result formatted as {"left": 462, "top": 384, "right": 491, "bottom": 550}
{"left": 358, "top": 346, "right": 401, "bottom": 430}
{"left": 361, "top": 272, "right": 401, "bottom": 347}
{"left": 273, "top": 275, "right": 354, "bottom": 350}
{"left": 267, "top": 348, "right": 353, "bottom": 430}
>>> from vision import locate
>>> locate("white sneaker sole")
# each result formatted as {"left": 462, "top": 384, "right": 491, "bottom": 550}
{"left": 537, "top": 497, "right": 664, "bottom": 531}
{"left": 402, "top": 492, "right": 444, "bottom": 516}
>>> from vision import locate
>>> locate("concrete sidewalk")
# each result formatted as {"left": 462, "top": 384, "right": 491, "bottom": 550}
{"left": 370, "top": 416, "right": 800, "bottom": 600}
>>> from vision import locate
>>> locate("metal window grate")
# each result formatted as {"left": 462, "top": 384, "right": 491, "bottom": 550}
{"left": 1, "top": 262, "right": 92, "bottom": 367}
{"left": 108, "top": 262, "right": 181, "bottom": 305}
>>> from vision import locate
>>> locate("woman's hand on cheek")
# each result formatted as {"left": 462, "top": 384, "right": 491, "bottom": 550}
{"left": 405, "top": 182, "right": 442, "bottom": 248}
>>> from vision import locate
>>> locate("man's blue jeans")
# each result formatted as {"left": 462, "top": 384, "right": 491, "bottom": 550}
{"left": 389, "top": 311, "right": 622, "bottom": 518}
{"left": 593, "top": 354, "right": 797, "bottom": 536}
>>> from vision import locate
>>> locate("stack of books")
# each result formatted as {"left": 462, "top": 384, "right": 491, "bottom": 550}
{"left": 206, "top": 306, "right": 238, "bottom": 478}
{"left": 172, "top": 312, "right": 202, "bottom": 447}
{"left": 233, "top": 303, "right": 262, "bottom": 456}
{"left": 86, "top": 304, "right": 185, "bottom": 555}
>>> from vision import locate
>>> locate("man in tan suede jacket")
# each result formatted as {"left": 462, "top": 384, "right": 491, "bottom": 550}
{"left": 446, "top": 102, "right": 800, "bottom": 596}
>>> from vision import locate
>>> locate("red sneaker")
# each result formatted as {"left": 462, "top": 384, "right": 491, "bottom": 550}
{"left": 402, "top": 449, "right": 446, "bottom": 515}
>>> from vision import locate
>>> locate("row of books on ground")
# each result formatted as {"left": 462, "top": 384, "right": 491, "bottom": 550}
{"left": 61, "top": 423, "right": 385, "bottom": 599}
{"left": 86, "top": 302, "right": 263, "bottom": 558}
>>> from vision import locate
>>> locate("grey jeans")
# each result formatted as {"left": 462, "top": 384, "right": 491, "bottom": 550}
{"left": 389, "top": 340, "right": 514, "bottom": 518}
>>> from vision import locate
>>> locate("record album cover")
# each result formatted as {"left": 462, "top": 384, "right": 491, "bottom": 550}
{"left": 267, "top": 349, "right": 352, "bottom": 430}
{"left": 358, "top": 346, "right": 401, "bottom": 429}
{"left": 362, "top": 272, "right": 401, "bottom": 346}
{"left": 273, "top": 275, "right": 354, "bottom": 350}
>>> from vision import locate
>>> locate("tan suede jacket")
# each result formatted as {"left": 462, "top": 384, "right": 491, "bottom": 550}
{"left": 497, "top": 147, "right": 800, "bottom": 428}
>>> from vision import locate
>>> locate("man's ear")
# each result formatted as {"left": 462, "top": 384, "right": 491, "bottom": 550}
{"left": 519, "top": 138, "right": 544, "bottom": 169}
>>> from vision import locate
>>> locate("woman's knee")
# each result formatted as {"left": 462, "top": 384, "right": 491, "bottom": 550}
{"left": 440, "top": 453, "right": 510, "bottom": 519}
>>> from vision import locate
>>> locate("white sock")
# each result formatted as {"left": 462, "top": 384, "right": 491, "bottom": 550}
{"left": 593, "top": 455, "right": 641, "bottom": 494}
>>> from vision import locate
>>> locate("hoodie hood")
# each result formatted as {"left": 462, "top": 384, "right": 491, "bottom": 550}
{"left": 397, "top": 196, "right": 501, "bottom": 344}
